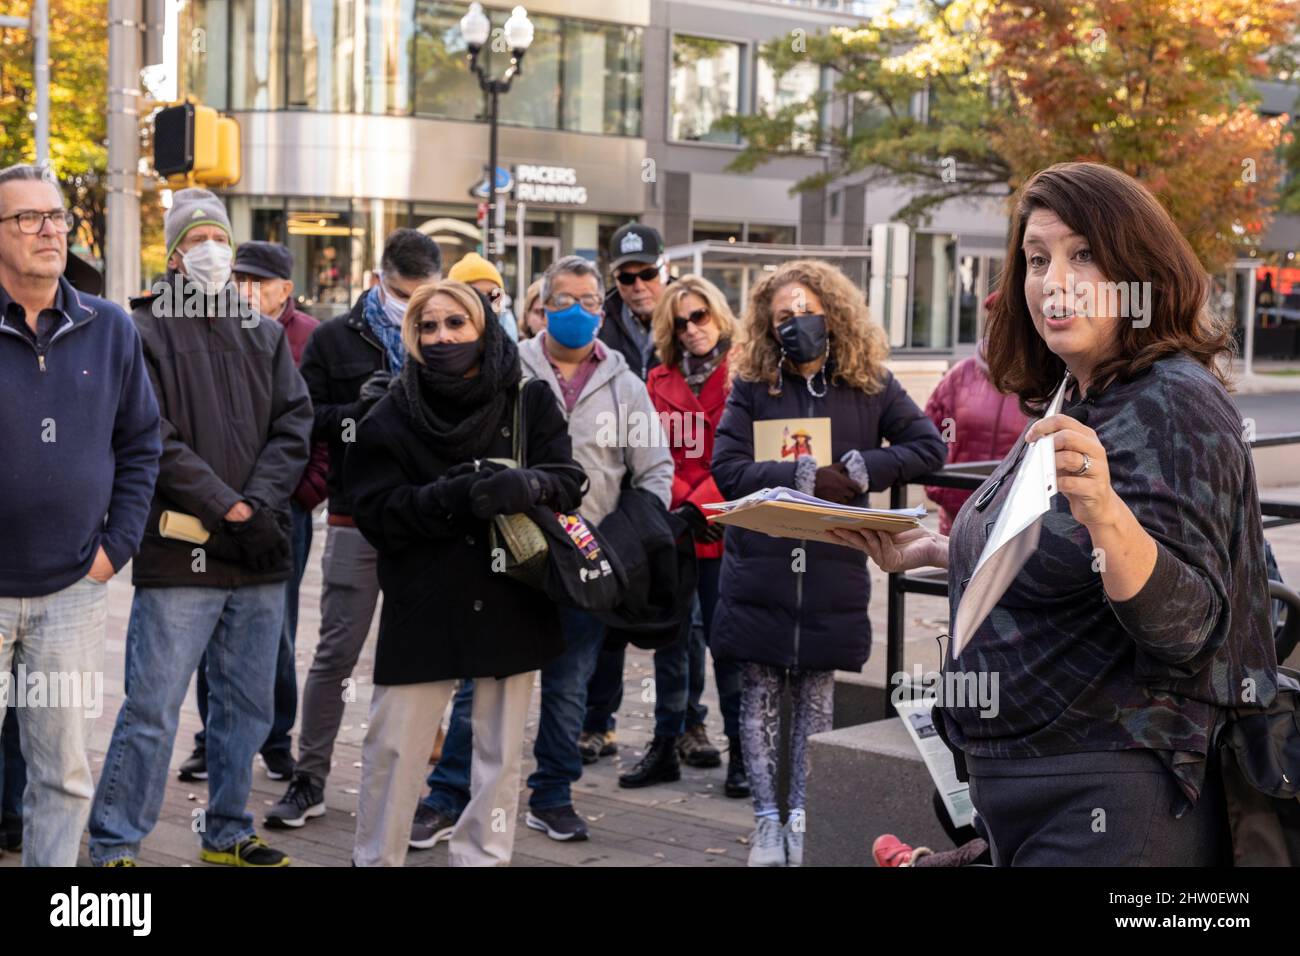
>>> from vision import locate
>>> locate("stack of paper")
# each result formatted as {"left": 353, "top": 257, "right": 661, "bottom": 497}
{"left": 701, "top": 487, "right": 925, "bottom": 541}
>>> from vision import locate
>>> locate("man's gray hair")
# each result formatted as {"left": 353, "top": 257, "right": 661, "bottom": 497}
{"left": 541, "top": 254, "right": 604, "bottom": 306}
{"left": 0, "top": 164, "right": 61, "bottom": 215}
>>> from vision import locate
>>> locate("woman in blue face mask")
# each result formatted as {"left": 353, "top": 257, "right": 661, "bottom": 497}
{"left": 708, "top": 259, "right": 948, "bottom": 866}
{"left": 345, "top": 278, "right": 586, "bottom": 867}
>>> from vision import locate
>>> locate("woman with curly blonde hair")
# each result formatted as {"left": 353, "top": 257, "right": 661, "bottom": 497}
{"left": 711, "top": 259, "right": 947, "bottom": 866}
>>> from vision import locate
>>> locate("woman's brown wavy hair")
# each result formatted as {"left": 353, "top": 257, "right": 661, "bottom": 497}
{"left": 731, "top": 259, "right": 890, "bottom": 396}
{"left": 986, "top": 161, "right": 1234, "bottom": 414}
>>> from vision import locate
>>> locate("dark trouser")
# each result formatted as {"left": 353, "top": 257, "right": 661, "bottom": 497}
{"left": 651, "top": 558, "right": 740, "bottom": 740}
{"left": 967, "top": 749, "right": 1226, "bottom": 866}
{"left": 583, "top": 641, "right": 625, "bottom": 735}
{"left": 0, "top": 692, "right": 24, "bottom": 817}
{"left": 196, "top": 501, "right": 312, "bottom": 757}
{"left": 421, "top": 679, "right": 476, "bottom": 818}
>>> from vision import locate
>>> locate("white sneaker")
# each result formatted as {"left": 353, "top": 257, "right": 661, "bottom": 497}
{"left": 747, "top": 817, "right": 786, "bottom": 867}
{"left": 785, "top": 810, "right": 805, "bottom": 867}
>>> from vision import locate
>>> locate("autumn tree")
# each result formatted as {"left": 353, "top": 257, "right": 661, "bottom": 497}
{"left": 721, "top": 0, "right": 1299, "bottom": 272}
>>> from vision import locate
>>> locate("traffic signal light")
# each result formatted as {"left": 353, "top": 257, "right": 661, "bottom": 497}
{"left": 152, "top": 100, "right": 240, "bottom": 188}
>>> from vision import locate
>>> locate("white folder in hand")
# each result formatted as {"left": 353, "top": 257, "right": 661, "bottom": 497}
{"left": 950, "top": 373, "right": 1071, "bottom": 658}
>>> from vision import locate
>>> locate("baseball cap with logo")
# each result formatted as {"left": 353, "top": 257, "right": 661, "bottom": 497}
{"left": 609, "top": 222, "right": 664, "bottom": 271}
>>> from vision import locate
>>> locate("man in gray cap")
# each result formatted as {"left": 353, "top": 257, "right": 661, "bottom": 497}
{"left": 87, "top": 188, "right": 313, "bottom": 867}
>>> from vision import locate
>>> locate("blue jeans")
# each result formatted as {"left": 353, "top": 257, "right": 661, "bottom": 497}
{"left": 652, "top": 557, "right": 740, "bottom": 740}
{"left": 528, "top": 608, "right": 609, "bottom": 810}
{"left": 583, "top": 641, "right": 624, "bottom": 735}
{"left": 426, "top": 609, "right": 607, "bottom": 813}
{"left": 196, "top": 502, "right": 311, "bottom": 757}
{"left": 88, "top": 583, "right": 284, "bottom": 863}
{"left": 0, "top": 675, "right": 24, "bottom": 817}
{"left": 421, "top": 679, "right": 475, "bottom": 818}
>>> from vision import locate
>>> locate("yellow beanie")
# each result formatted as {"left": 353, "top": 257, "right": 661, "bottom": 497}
{"left": 448, "top": 252, "right": 503, "bottom": 289}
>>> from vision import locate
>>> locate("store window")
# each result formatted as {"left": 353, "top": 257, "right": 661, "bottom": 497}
{"left": 693, "top": 221, "right": 743, "bottom": 243}
{"left": 747, "top": 223, "right": 797, "bottom": 244}
{"left": 289, "top": 0, "right": 356, "bottom": 112}
{"left": 910, "top": 233, "right": 956, "bottom": 349}
{"left": 285, "top": 199, "right": 356, "bottom": 318}
{"left": 412, "top": 1, "right": 484, "bottom": 120}
{"left": 755, "top": 55, "right": 820, "bottom": 151}
{"left": 361, "top": 0, "right": 415, "bottom": 115}
{"left": 562, "top": 20, "right": 643, "bottom": 136}
{"left": 670, "top": 35, "right": 743, "bottom": 144}
{"left": 180, "top": 0, "right": 230, "bottom": 110}
{"left": 412, "top": 202, "right": 481, "bottom": 270}
{"left": 231, "top": 0, "right": 287, "bottom": 109}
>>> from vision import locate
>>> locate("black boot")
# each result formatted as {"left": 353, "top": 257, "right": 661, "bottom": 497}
{"left": 724, "top": 736, "right": 750, "bottom": 799}
{"left": 618, "top": 735, "right": 681, "bottom": 789}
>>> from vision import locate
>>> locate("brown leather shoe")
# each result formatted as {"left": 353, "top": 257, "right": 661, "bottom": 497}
{"left": 676, "top": 724, "right": 721, "bottom": 768}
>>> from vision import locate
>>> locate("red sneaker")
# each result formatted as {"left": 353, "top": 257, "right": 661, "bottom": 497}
{"left": 873, "top": 833, "right": 920, "bottom": 867}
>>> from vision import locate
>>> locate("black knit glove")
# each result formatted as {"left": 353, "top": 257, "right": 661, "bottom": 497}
{"left": 426, "top": 470, "right": 491, "bottom": 517}
{"left": 814, "top": 463, "right": 860, "bottom": 505}
{"left": 671, "top": 502, "right": 709, "bottom": 536}
{"left": 470, "top": 468, "right": 542, "bottom": 520}
{"left": 227, "top": 507, "right": 290, "bottom": 573}
{"left": 357, "top": 370, "right": 393, "bottom": 409}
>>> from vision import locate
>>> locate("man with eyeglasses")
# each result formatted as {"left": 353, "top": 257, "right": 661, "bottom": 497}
{"left": 0, "top": 163, "right": 161, "bottom": 867}
{"left": 578, "top": 223, "right": 677, "bottom": 768}
{"left": 266, "top": 229, "right": 443, "bottom": 832}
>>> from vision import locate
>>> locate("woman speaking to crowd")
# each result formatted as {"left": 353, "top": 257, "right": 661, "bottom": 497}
{"left": 835, "top": 162, "right": 1277, "bottom": 866}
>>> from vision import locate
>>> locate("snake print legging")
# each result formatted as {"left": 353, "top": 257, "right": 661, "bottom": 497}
{"left": 739, "top": 663, "right": 834, "bottom": 818}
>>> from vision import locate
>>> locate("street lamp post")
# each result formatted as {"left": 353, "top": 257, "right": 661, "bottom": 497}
{"left": 460, "top": 3, "right": 534, "bottom": 266}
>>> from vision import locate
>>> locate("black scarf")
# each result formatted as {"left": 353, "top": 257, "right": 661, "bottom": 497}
{"left": 392, "top": 297, "right": 522, "bottom": 462}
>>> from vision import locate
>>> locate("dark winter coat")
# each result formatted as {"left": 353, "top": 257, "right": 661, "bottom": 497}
{"left": 129, "top": 276, "right": 313, "bottom": 588}
{"left": 711, "top": 366, "right": 947, "bottom": 671}
{"left": 346, "top": 379, "right": 585, "bottom": 685}
{"left": 298, "top": 292, "right": 387, "bottom": 517}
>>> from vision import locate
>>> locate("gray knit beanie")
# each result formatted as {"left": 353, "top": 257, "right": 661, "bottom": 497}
{"left": 165, "top": 187, "right": 232, "bottom": 259}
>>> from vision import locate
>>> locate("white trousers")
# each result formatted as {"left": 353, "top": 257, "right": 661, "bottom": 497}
{"left": 353, "top": 671, "right": 534, "bottom": 866}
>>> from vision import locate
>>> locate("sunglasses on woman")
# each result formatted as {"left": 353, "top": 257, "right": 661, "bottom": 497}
{"left": 616, "top": 266, "right": 659, "bottom": 286}
{"left": 673, "top": 308, "right": 710, "bottom": 333}
{"left": 418, "top": 315, "right": 470, "bottom": 335}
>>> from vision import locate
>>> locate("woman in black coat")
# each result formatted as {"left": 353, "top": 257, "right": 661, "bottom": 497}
{"left": 347, "top": 279, "right": 584, "bottom": 867}
{"left": 711, "top": 259, "right": 947, "bottom": 866}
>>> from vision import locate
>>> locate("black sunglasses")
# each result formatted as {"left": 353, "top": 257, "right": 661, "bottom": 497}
{"left": 418, "top": 315, "right": 470, "bottom": 334}
{"left": 616, "top": 266, "right": 659, "bottom": 286}
{"left": 673, "top": 308, "right": 710, "bottom": 333}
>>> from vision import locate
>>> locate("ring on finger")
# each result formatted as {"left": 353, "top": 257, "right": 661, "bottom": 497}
{"left": 1069, "top": 452, "right": 1092, "bottom": 477}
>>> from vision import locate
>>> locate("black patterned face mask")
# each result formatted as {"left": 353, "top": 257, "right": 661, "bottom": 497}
{"left": 776, "top": 313, "right": 828, "bottom": 364}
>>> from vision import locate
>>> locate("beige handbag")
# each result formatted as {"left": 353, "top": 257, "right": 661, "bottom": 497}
{"left": 487, "top": 382, "right": 549, "bottom": 587}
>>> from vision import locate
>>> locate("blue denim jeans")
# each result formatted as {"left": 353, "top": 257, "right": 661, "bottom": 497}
{"left": 196, "top": 502, "right": 311, "bottom": 757}
{"left": 88, "top": 583, "right": 283, "bottom": 863}
{"left": 527, "top": 608, "right": 609, "bottom": 810}
{"left": 583, "top": 641, "right": 625, "bottom": 735}
{"left": 0, "top": 577, "right": 105, "bottom": 866}
{"left": 0, "top": 676, "right": 25, "bottom": 817}
{"left": 421, "top": 679, "right": 475, "bottom": 818}
{"left": 651, "top": 557, "right": 740, "bottom": 740}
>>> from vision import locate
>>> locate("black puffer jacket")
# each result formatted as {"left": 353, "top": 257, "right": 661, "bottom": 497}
{"left": 347, "top": 378, "right": 586, "bottom": 684}
{"left": 711, "top": 366, "right": 946, "bottom": 671}
{"left": 129, "top": 276, "right": 313, "bottom": 588}
{"left": 299, "top": 291, "right": 387, "bottom": 517}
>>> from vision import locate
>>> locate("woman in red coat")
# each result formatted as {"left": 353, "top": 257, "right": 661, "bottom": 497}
{"left": 617, "top": 275, "right": 749, "bottom": 800}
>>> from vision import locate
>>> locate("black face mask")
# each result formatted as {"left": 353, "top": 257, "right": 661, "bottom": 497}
{"left": 421, "top": 340, "right": 481, "bottom": 377}
{"left": 776, "top": 313, "right": 828, "bottom": 364}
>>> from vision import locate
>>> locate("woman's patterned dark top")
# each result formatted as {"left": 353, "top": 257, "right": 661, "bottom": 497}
{"left": 937, "top": 353, "right": 1278, "bottom": 809}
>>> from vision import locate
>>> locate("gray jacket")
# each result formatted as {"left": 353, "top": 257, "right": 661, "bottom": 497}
{"left": 518, "top": 334, "right": 672, "bottom": 526}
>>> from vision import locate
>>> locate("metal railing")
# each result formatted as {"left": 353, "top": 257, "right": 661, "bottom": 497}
{"left": 879, "top": 432, "right": 1300, "bottom": 717}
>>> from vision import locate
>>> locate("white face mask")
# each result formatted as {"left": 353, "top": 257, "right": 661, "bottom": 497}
{"left": 378, "top": 273, "right": 408, "bottom": 326}
{"left": 182, "top": 240, "right": 233, "bottom": 295}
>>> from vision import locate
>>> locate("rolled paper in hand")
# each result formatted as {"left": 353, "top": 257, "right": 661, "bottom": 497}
{"left": 159, "top": 511, "right": 211, "bottom": 544}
